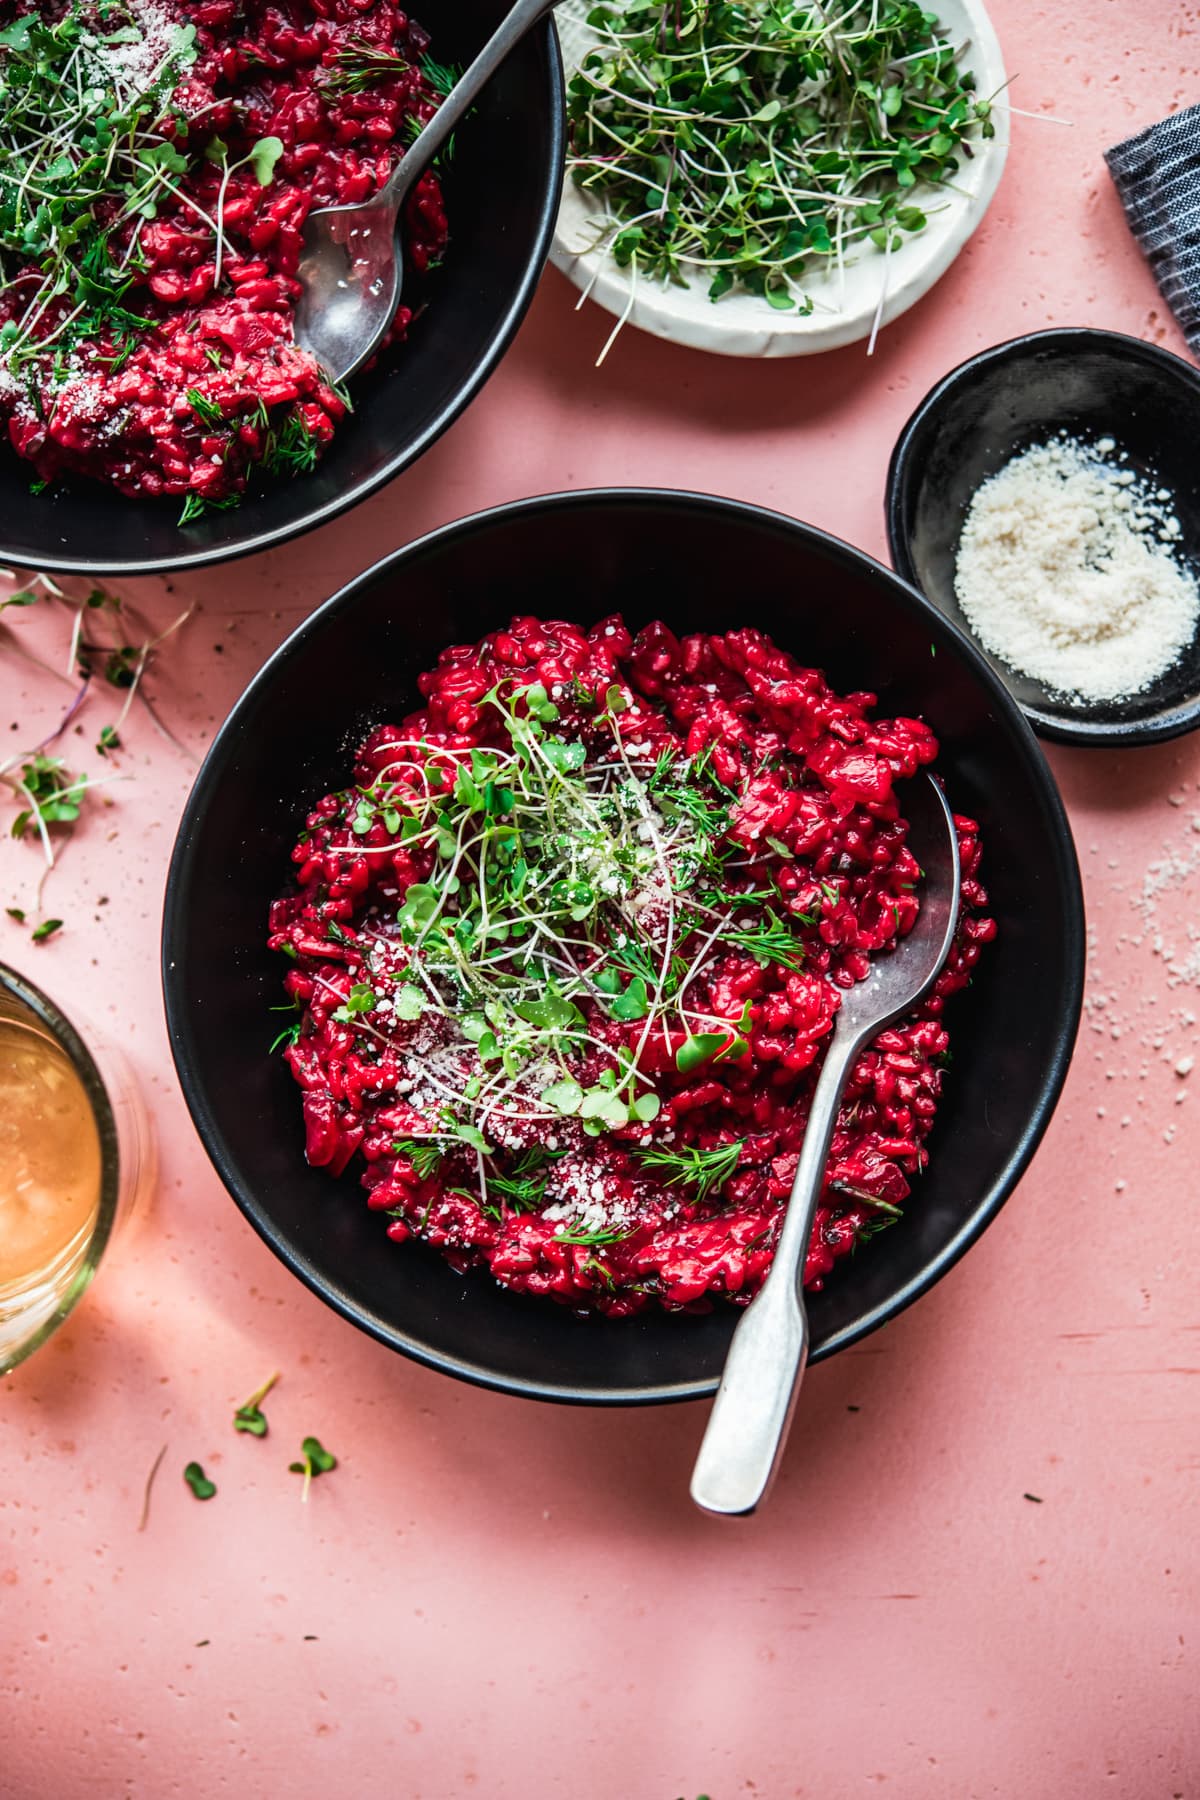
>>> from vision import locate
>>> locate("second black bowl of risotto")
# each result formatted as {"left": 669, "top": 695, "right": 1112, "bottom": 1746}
{"left": 162, "top": 490, "right": 1084, "bottom": 1403}
{"left": 0, "top": 0, "right": 563, "bottom": 574}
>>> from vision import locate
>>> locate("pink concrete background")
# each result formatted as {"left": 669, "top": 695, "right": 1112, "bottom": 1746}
{"left": 2, "top": 3, "right": 1198, "bottom": 1795}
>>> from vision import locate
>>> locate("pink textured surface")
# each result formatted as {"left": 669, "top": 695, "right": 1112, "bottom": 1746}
{"left": 1, "top": 3, "right": 1198, "bottom": 1795}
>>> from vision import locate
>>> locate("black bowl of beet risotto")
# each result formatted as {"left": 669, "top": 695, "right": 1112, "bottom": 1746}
{"left": 0, "top": 0, "right": 563, "bottom": 577}
{"left": 162, "top": 490, "right": 1085, "bottom": 1404}
{"left": 887, "top": 328, "right": 1200, "bottom": 747}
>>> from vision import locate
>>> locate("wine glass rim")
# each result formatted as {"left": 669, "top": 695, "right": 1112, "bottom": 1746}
{"left": 0, "top": 960, "right": 122, "bottom": 1370}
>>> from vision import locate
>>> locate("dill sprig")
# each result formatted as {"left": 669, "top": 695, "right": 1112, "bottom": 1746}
{"left": 637, "top": 1137, "right": 745, "bottom": 1202}
{"left": 394, "top": 1138, "right": 444, "bottom": 1180}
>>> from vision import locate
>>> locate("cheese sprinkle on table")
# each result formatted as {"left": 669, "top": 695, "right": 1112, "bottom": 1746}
{"left": 953, "top": 435, "right": 1200, "bottom": 702}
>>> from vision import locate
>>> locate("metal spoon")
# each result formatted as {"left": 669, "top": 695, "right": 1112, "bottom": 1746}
{"left": 294, "top": 0, "right": 559, "bottom": 385}
{"left": 690, "top": 773, "right": 962, "bottom": 1517}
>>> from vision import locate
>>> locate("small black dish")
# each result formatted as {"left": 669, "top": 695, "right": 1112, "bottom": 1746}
{"left": 886, "top": 328, "right": 1200, "bottom": 746}
{"left": 162, "top": 490, "right": 1084, "bottom": 1405}
{"left": 0, "top": 4, "right": 563, "bottom": 577}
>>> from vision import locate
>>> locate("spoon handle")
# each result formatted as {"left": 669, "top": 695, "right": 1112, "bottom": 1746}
{"left": 382, "top": 0, "right": 560, "bottom": 205}
{"left": 689, "top": 1022, "right": 864, "bottom": 1517}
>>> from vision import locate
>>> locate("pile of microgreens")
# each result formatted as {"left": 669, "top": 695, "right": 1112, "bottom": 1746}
{"left": 294, "top": 677, "right": 818, "bottom": 1223}
{"left": 1, "top": 567, "right": 191, "bottom": 934}
{"left": 566, "top": 0, "right": 995, "bottom": 313}
{"left": 0, "top": 5, "right": 339, "bottom": 523}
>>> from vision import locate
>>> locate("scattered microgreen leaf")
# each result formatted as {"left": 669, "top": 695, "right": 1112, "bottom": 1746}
{"left": 183, "top": 1461, "right": 216, "bottom": 1501}
{"left": 565, "top": 0, "right": 991, "bottom": 315}
{"left": 289, "top": 1436, "right": 337, "bottom": 1502}
{"left": 233, "top": 1370, "right": 280, "bottom": 1437}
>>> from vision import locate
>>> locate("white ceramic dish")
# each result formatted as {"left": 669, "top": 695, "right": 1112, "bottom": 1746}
{"left": 551, "top": 0, "right": 1010, "bottom": 359}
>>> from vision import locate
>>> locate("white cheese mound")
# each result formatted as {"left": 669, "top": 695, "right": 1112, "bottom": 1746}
{"left": 953, "top": 436, "right": 1200, "bottom": 702}
{"left": 82, "top": 1, "right": 178, "bottom": 93}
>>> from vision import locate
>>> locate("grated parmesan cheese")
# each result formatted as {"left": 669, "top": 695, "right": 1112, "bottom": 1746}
{"left": 952, "top": 435, "right": 1200, "bottom": 703}
{"left": 80, "top": 1, "right": 178, "bottom": 91}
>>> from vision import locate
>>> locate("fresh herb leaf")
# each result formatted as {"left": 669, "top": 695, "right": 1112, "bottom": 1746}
{"left": 394, "top": 1139, "right": 444, "bottom": 1180}
{"left": 332, "top": 982, "right": 376, "bottom": 1023}
{"left": 233, "top": 1371, "right": 279, "bottom": 1437}
{"left": 638, "top": 1138, "right": 744, "bottom": 1202}
{"left": 183, "top": 1461, "right": 217, "bottom": 1500}
{"left": 565, "top": 0, "right": 991, "bottom": 313}
{"left": 288, "top": 1435, "right": 337, "bottom": 1502}
{"left": 247, "top": 136, "right": 285, "bottom": 185}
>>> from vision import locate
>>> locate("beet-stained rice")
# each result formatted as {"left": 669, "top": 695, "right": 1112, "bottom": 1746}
{"left": 268, "top": 616, "right": 995, "bottom": 1316}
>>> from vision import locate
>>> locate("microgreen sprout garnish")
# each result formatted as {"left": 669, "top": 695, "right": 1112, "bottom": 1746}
{"left": 183, "top": 1461, "right": 217, "bottom": 1500}
{"left": 552, "top": 1224, "right": 633, "bottom": 1247}
{"left": 1, "top": 569, "right": 192, "bottom": 915}
{"left": 269, "top": 1016, "right": 303, "bottom": 1054}
{"left": 332, "top": 983, "right": 376, "bottom": 1024}
{"left": 289, "top": 1436, "right": 337, "bottom": 1503}
{"left": 566, "top": 0, "right": 993, "bottom": 314}
{"left": 317, "top": 682, "right": 797, "bottom": 1180}
{"left": 637, "top": 1138, "right": 745, "bottom": 1203}
{"left": 233, "top": 1370, "right": 280, "bottom": 1437}
{"left": 8, "top": 755, "right": 87, "bottom": 842}
{"left": 31, "top": 917, "right": 63, "bottom": 943}
{"left": 0, "top": 7, "right": 201, "bottom": 373}
{"left": 852, "top": 1213, "right": 899, "bottom": 1250}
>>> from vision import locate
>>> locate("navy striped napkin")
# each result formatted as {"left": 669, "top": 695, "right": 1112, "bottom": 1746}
{"left": 1106, "top": 104, "right": 1200, "bottom": 355}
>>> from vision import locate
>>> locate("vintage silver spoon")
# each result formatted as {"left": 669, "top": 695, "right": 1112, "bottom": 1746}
{"left": 690, "top": 772, "right": 962, "bottom": 1517}
{"left": 294, "top": 0, "right": 558, "bottom": 385}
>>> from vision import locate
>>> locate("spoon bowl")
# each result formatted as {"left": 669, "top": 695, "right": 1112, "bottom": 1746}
{"left": 295, "top": 0, "right": 558, "bottom": 384}
{"left": 293, "top": 205, "right": 405, "bottom": 389}
{"left": 691, "top": 772, "right": 962, "bottom": 1516}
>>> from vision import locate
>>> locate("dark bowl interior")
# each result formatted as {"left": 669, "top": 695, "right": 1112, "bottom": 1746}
{"left": 162, "top": 491, "right": 1084, "bottom": 1404}
{"left": 886, "top": 328, "right": 1200, "bottom": 746}
{"left": 0, "top": 5, "right": 563, "bottom": 577}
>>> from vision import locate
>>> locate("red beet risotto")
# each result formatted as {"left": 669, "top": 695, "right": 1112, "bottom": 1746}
{"left": 268, "top": 618, "right": 995, "bottom": 1316}
{"left": 0, "top": 0, "right": 449, "bottom": 516}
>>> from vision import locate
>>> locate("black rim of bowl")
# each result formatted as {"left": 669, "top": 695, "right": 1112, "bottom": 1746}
{"left": 2, "top": 22, "right": 565, "bottom": 579}
{"left": 885, "top": 326, "right": 1200, "bottom": 748}
{"left": 162, "top": 488, "right": 1086, "bottom": 1404}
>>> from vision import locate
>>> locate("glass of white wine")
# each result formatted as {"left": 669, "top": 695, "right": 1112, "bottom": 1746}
{"left": 0, "top": 962, "right": 153, "bottom": 1374}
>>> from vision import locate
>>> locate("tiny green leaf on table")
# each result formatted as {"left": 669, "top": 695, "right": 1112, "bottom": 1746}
{"left": 233, "top": 1370, "right": 280, "bottom": 1437}
{"left": 183, "top": 1462, "right": 217, "bottom": 1501}
{"left": 289, "top": 1436, "right": 337, "bottom": 1503}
